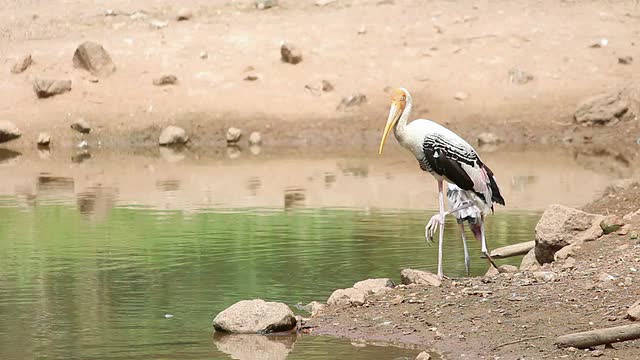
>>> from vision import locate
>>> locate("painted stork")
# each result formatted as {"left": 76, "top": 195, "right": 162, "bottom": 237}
{"left": 425, "top": 183, "right": 499, "bottom": 275}
{"left": 378, "top": 88, "right": 505, "bottom": 279}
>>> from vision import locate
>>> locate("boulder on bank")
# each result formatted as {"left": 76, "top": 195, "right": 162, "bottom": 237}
{"left": 33, "top": 78, "right": 71, "bottom": 98}
{"left": 574, "top": 92, "right": 629, "bottom": 126}
{"left": 400, "top": 268, "right": 441, "bottom": 287}
{"left": 0, "top": 121, "right": 22, "bottom": 144}
{"left": 535, "top": 204, "right": 604, "bottom": 264}
{"left": 72, "top": 41, "right": 116, "bottom": 77}
{"left": 213, "top": 299, "right": 297, "bottom": 334}
{"left": 213, "top": 333, "right": 295, "bottom": 360}
{"left": 327, "top": 288, "right": 366, "bottom": 306}
{"left": 353, "top": 278, "right": 395, "bottom": 294}
{"left": 159, "top": 126, "right": 189, "bottom": 146}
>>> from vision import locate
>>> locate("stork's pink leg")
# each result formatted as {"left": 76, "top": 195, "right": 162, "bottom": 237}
{"left": 437, "top": 180, "right": 445, "bottom": 279}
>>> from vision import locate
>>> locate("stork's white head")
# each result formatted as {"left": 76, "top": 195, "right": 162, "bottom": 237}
{"left": 378, "top": 88, "right": 409, "bottom": 155}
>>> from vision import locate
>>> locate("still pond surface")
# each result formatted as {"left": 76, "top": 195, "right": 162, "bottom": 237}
{"left": 0, "top": 146, "right": 622, "bottom": 359}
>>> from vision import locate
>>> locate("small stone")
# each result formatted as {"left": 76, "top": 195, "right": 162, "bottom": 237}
{"left": 307, "top": 301, "right": 325, "bottom": 317}
{"left": 321, "top": 80, "right": 334, "bottom": 92}
{"left": 199, "top": 51, "right": 208, "bottom": 59}
{"left": 316, "top": 0, "right": 337, "bottom": 6}
{"left": 256, "top": 0, "right": 278, "bottom": 10}
{"left": 280, "top": 42, "right": 303, "bottom": 64}
{"left": 600, "top": 215, "right": 624, "bottom": 234}
{"left": 477, "top": 132, "right": 501, "bottom": 146}
{"left": 244, "top": 73, "right": 259, "bottom": 81}
{"left": 533, "top": 271, "right": 556, "bottom": 282}
{"left": 626, "top": 301, "right": 640, "bottom": 321}
{"left": 415, "top": 351, "right": 432, "bottom": 360}
{"left": 630, "top": 231, "right": 638, "bottom": 240}
{"left": 454, "top": 91, "right": 468, "bottom": 101}
{"left": 485, "top": 266, "right": 499, "bottom": 277}
{"left": 150, "top": 20, "right": 168, "bottom": 29}
{"left": 159, "top": 125, "right": 189, "bottom": 146}
{"left": 562, "top": 257, "right": 576, "bottom": 270}
{"left": 0, "top": 121, "right": 22, "bottom": 144}
{"left": 400, "top": 268, "right": 441, "bottom": 287}
{"left": 337, "top": 93, "right": 367, "bottom": 110}
{"left": 77, "top": 140, "right": 89, "bottom": 149}
{"left": 248, "top": 131, "right": 262, "bottom": 145}
{"left": 618, "top": 56, "right": 633, "bottom": 65}
{"left": 591, "top": 349, "right": 604, "bottom": 357}
{"left": 176, "top": 8, "right": 193, "bottom": 21}
{"left": 227, "top": 127, "right": 243, "bottom": 144}
{"left": 357, "top": 25, "right": 367, "bottom": 35}
{"left": 33, "top": 78, "right": 72, "bottom": 98}
{"left": 598, "top": 272, "right": 615, "bottom": 282}
{"left": 153, "top": 74, "right": 177, "bottom": 86}
{"left": 72, "top": 41, "right": 116, "bottom": 77}
{"left": 520, "top": 248, "right": 540, "bottom": 271}
{"left": 498, "top": 264, "right": 519, "bottom": 273}
{"left": 37, "top": 133, "right": 51, "bottom": 147}
{"left": 70, "top": 118, "right": 91, "bottom": 134}
{"left": 508, "top": 68, "right": 534, "bottom": 84}
{"left": 11, "top": 54, "right": 33, "bottom": 74}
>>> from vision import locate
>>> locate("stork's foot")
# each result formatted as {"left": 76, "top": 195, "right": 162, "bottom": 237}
{"left": 425, "top": 214, "right": 440, "bottom": 244}
{"left": 483, "top": 250, "right": 499, "bottom": 269}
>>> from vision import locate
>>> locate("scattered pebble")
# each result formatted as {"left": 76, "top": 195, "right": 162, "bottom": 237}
{"left": 10, "top": 54, "right": 33, "bottom": 74}
{"left": 176, "top": 8, "right": 193, "bottom": 21}
{"left": 508, "top": 68, "right": 534, "bottom": 84}
{"left": 454, "top": 91, "right": 468, "bottom": 101}
{"left": 244, "top": 73, "right": 259, "bottom": 81}
{"left": 248, "top": 131, "right": 262, "bottom": 145}
{"left": 477, "top": 132, "right": 501, "bottom": 146}
{"left": 199, "top": 51, "right": 208, "bottom": 59}
{"left": 37, "top": 133, "right": 51, "bottom": 147}
{"left": 280, "top": 42, "right": 303, "bottom": 64}
{"left": 256, "top": 0, "right": 278, "bottom": 10}
{"left": 589, "top": 38, "right": 608, "bottom": 48}
{"left": 591, "top": 349, "right": 604, "bottom": 357}
{"left": 227, "top": 127, "right": 243, "bottom": 144}
{"left": 159, "top": 126, "right": 189, "bottom": 146}
{"left": 0, "top": 121, "right": 22, "bottom": 144}
{"left": 77, "top": 140, "right": 89, "bottom": 149}
{"left": 337, "top": 93, "right": 367, "bottom": 110}
{"left": 33, "top": 78, "right": 72, "bottom": 98}
{"left": 149, "top": 20, "right": 168, "bottom": 29}
{"left": 618, "top": 56, "right": 633, "bottom": 65}
{"left": 153, "top": 74, "right": 177, "bottom": 86}
{"left": 71, "top": 118, "right": 92, "bottom": 134}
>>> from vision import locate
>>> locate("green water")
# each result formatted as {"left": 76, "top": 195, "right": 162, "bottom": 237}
{"left": 0, "top": 200, "right": 538, "bottom": 360}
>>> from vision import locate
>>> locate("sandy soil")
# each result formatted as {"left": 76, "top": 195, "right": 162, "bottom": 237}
{"left": 0, "top": 0, "right": 639, "bottom": 157}
{"left": 307, "top": 182, "right": 640, "bottom": 359}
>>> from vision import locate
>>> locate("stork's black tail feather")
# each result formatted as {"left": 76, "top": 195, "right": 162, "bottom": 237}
{"left": 482, "top": 163, "right": 505, "bottom": 206}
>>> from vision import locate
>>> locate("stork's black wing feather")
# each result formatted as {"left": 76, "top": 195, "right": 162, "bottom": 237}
{"left": 420, "top": 142, "right": 475, "bottom": 191}
{"left": 479, "top": 161, "right": 505, "bottom": 205}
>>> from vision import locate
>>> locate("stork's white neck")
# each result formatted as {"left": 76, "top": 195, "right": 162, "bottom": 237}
{"left": 393, "top": 93, "right": 412, "bottom": 147}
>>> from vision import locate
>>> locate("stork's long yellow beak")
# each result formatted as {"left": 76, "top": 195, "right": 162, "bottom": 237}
{"left": 378, "top": 102, "right": 402, "bottom": 154}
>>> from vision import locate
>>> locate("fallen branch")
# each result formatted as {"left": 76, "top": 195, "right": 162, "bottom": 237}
{"left": 488, "top": 241, "right": 535, "bottom": 259}
{"left": 556, "top": 324, "right": 640, "bottom": 349}
{"left": 493, "top": 335, "right": 546, "bottom": 350}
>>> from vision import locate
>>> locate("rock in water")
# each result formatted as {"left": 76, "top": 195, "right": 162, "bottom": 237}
{"left": 280, "top": 43, "right": 303, "bottom": 64}
{"left": 159, "top": 126, "right": 189, "bottom": 146}
{"left": 400, "top": 268, "right": 441, "bottom": 287}
{"left": 71, "top": 118, "right": 91, "bottom": 134}
{"left": 33, "top": 79, "right": 71, "bottom": 98}
{"left": 327, "top": 288, "right": 367, "bottom": 306}
{"left": 212, "top": 299, "right": 296, "bottom": 334}
{"left": 256, "top": 0, "right": 278, "bottom": 10}
{"left": 72, "top": 41, "right": 116, "bottom": 77}
{"left": 248, "top": 131, "right": 262, "bottom": 145}
{"left": 227, "top": 127, "right": 243, "bottom": 144}
{"left": 353, "top": 278, "right": 395, "bottom": 294}
{"left": 153, "top": 74, "right": 178, "bottom": 86}
{"left": 37, "top": 133, "right": 51, "bottom": 147}
{"left": 535, "top": 204, "right": 604, "bottom": 264}
{"left": 11, "top": 54, "right": 33, "bottom": 74}
{"left": 0, "top": 121, "right": 22, "bottom": 144}
{"left": 574, "top": 92, "right": 629, "bottom": 126}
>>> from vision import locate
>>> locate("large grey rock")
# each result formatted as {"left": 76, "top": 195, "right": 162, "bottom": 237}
{"left": 535, "top": 204, "right": 604, "bottom": 264}
{"left": 400, "top": 268, "right": 441, "bottom": 287}
{"left": 213, "top": 333, "right": 295, "bottom": 360}
{"left": 574, "top": 92, "right": 629, "bottom": 126}
{"left": 73, "top": 41, "right": 116, "bottom": 77}
{"left": 353, "top": 278, "right": 395, "bottom": 294}
{"left": 33, "top": 78, "right": 71, "bottom": 98}
{"left": 213, "top": 299, "right": 297, "bottom": 334}
{"left": 280, "top": 43, "right": 302, "bottom": 64}
{"left": 11, "top": 54, "right": 33, "bottom": 74}
{"left": 159, "top": 126, "right": 189, "bottom": 146}
{"left": 327, "top": 288, "right": 367, "bottom": 306}
{"left": 0, "top": 121, "right": 21, "bottom": 143}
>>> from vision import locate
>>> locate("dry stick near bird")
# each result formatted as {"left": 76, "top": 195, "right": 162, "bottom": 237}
{"left": 378, "top": 88, "right": 505, "bottom": 279}
{"left": 555, "top": 324, "right": 640, "bottom": 349}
